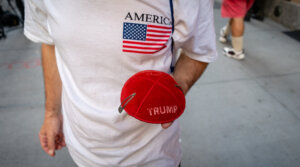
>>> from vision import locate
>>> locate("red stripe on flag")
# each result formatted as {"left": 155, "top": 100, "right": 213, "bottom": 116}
{"left": 147, "top": 29, "right": 172, "bottom": 33}
{"left": 123, "top": 45, "right": 165, "bottom": 50}
{"left": 123, "top": 40, "right": 165, "bottom": 46}
{"left": 123, "top": 50, "right": 158, "bottom": 54}
{"left": 146, "top": 34, "right": 170, "bottom": 38}
{"left": 148, "top": 25, "right": 172, "bottom": 30}
{"left": 146, "top": 38, "right": 169, "bottom": 42}
{"left": 123, "top": 45, "right": 166, "bottom": 54}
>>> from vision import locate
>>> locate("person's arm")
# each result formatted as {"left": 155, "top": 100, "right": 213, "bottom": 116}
{"left": 161, "top": 52, "right": 208, "bottom": 129}
{"left": 39, "top": 44, "right": 65, "bottom": 157}
{"left": 173, "top": 52, "right": 208, "bottom": 95}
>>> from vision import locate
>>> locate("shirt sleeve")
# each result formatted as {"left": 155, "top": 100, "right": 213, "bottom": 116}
{"left": 24, "top": 0, "right": 53, "bottom": 44}
{"left": 173, "top": 0, "right": 217, "bottom": 63}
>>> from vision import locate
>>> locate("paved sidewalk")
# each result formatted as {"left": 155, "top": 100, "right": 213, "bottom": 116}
{"left": 0, "top": 4, "right": 300, "bottom": 167}
{"left": 180, "top": 5, "right": 300, "bottom": 167}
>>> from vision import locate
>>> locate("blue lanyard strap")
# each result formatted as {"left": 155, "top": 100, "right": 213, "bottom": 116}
{"left": 169, "top": 0, "right": 174, "bottom": 33}
{"left": 169, "top": 0, "right": 175, "bottom": 72}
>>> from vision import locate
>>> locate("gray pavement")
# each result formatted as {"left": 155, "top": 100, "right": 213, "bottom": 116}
{"left": 1, "top": 5, "right": 300, "bottom": 167}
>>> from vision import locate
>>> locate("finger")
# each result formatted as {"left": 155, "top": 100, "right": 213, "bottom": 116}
{"left": 161, "top": 122, "right": 173, "bottom": 129}
{"left": 39, "top": 133, "right": 49, "bottom": 153}
{"left": 55, "top": 136, "right": 61, "bottom": 144}
{"left": 47, "top": 132, "right": 56, "bottom": 156}
{"left": 61, "top": 134, "right": 66, "bottom": 147}
{"left": 55, "top": 144, "right": 60, "bottom": 150}
{"left": 55, "top": 139, "right": 62, "bottom": 150}
{"left": 56, "top": 144, "right": 62, "bottom": 150}
{"left": 170, "top": 74, "right": 174, "bottom": 78}
{"left": 54, "top": 134, "right": 66, "bottom": 150}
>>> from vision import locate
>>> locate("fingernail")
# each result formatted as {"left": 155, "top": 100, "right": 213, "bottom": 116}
{"left": 48, "top": 150, "right": 54, "bottom": 156}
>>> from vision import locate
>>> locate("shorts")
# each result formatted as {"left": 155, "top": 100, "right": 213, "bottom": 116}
{"left": 221, "top": 0, "right": 255, "bottom": 18}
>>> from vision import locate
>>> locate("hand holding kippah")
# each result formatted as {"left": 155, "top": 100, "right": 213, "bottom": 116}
{"left": 119, "top": 70, "right": 186, "bottom": 124}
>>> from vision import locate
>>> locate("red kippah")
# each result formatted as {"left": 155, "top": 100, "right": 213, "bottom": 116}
{"left": 119, "top": 70, "right": 186, "bottom": 124}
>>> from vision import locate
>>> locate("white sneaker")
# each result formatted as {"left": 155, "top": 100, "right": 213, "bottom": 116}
{"left": 223, "top": 47, "right": 245, "bottom": 60}
{"left": 219, "top": 26, "right": 229, "bottom": 43}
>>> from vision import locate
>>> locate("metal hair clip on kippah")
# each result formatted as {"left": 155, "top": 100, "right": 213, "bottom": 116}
{"left": 118, "top": 92, "right": 136, "bottom": 113}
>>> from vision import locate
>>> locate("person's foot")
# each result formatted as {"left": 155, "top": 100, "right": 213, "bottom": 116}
{"left": 219, "top": 26, "right": 229, "bottom": 43}
{"left": 223, "top": 47, "right": 245, "bottom": 60}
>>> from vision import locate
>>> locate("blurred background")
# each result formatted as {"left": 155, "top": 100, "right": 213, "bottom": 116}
{"left": 0, "top": 0, "right": 299, "bottom": 166}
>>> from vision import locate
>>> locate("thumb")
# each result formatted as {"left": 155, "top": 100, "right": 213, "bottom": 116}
{"left": 47, "top": 132, "right": 56, "bottom": 156}
{"left": 161, "top": 122, "right": 173, "bottom": 129}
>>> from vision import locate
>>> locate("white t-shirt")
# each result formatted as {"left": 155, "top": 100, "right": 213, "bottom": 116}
{"left": 24, "top": 0, "right": 217, "bottom": 166}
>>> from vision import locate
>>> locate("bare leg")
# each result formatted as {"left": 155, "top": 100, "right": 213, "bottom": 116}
{"left": 230, "top": 18, "right": 244, "bottom": 37}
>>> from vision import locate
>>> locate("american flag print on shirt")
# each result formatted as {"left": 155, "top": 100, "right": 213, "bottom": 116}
{"left": 123, "top": 22, "right": 172, "bottom": 54}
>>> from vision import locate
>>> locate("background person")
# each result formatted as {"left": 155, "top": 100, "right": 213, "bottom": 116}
{"left": 219, "top": 0, "right": 254, "bottom": 60}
